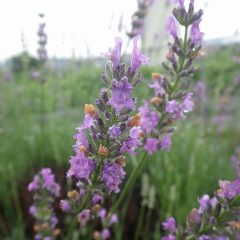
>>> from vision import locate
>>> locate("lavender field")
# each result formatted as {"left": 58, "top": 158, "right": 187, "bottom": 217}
{"left": 1, "top": 0, "right": 240, "bottom": 239}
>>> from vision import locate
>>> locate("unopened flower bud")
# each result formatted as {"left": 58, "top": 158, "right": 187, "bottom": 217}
{"left": 116, "top": 156, "right": 126, "bottom": 167}
{"left": 33, "top": 224, "right": 41, "bottom": 232}
{"left": 92, "top": 204, "right": 101, "bottom": 213}
{"left": 151, "top": 96, "right": 162, "bottom": 105}
{"left": 85, "top": 104, "right": 98, "bottom": 118}
{"left": 152, "top": 73, "right": 161, "bottom": 80}
{"left": 127, "top": 113, "right": 141, "bottom": 127}
{"left": 98, "top": 144, "right": 108, "bottom": 157}
{"left": 67, "top": 190, "right": 79, "bottom": 200}
{"left": 79, "top": 145, "right": 87, "bottom": 153}
{"left": 93, "top": 231, "right": 101, "bottom": 240}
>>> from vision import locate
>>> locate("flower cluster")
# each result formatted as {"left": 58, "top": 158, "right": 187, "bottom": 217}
{"left": 127, "top": 0, "right": 154, "bottom": 38}
{"left": 28, "top": 168, "right": 60, "bottom": 240}
{"left": 162, "top": 217, "right": 176, "bottom": 240}
{"left": 161, "top": 168, "right": 240, "bottom": 239}
{"left": 61, "top": 36, "right": 149, "bottom": 237}
{"left": 67, "top": 36, "right": 149, "bottom": 196}
{"left": 138, "top": 0, "right": 203, "bottom": 155}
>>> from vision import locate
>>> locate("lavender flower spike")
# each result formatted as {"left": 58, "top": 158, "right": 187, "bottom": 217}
{"left": 28, "top": 168, "right": 61, "bottom": 239}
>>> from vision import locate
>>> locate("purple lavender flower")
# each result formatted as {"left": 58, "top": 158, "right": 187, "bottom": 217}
{"left": 166, "top": 100, "right": 179, "bottom": 114}
{"left": 120, "top": 137, "right": 141, "bottom": 155}
{"left": 78, "top": 209, "right": 91, "bottom": 226}
{"left": 139, "top": 101, "right": 159, "bottom": 133}
{"left": 199, "top": 235, "right": 212, "bottom": 240}
{"left": 149, "top": 80, "right": 165, "bottom": 96}
{"left": 162, "top": 235, "right": 176, "bottom": 240}
{"left": 40, "top": 168, "right": 60, "bottom": 197}
{"left": 166, "top": 16, "right": 178, "bottom": 38}
{"left": 218, "top": 179, "right": 240, "bottom": 200}
{"left": 144, "top": 138, "right": 159, "bottom": 154}
{"left": 67, "top": 152, "right": 95, "bottom": 181}
{"left": 190, "top": 20, "right": 204, "bottom": 45}
{"left": 60, "top": 200, "right": 71, "bottom": 213}
{"left": 82, "top": 113, "right": 95, "bottom": 128}
{"left": 129, "top": 127, "right": 142, "bottom": 138}
{"left": 91, "top": 194, "right": 103, "bottom": 205}
{"left": 110, "top": 214, "right": 118, "bottom": 224}
{"left": 131, "top": 36, "right": 150, "bottom": 72}
{"left": 29, "top": 205, "right": 37, "bottom": 216}
{"left": 101, "top": 228, "right": 111, "bottom": 239}
{"left": 107, "top": 79, "right": 135, "bottom": 114}
{"left": 160, "top": 134, "right": 172, "bottom": 150}
{"left": 28, "top": 168, "right": 60, "bottom": 239}
{"left": 98, "top": 208, "right": 107, "bottom": 220}
{"left": 28, "top": 168, "right": 60, "bottom": 197}
{"left": 109, "top": 37, "right": 122, "bottom": 68}
{"left": 28, "top": 175, "right": 39, "bottom": 192}
{"left": 101, "top": 163, "right": 126, "bottom": 193}
{"left": 162, "top": 217, "right": 176, "bottom": 235}
{"left": 74, "top": 127, "right": 89, "bottom": 152}
{"left": 108, "top": 125, "right": 121, "bottom": 139}
{"left": 198, "top": 194, "right": 210, "bottom": 214}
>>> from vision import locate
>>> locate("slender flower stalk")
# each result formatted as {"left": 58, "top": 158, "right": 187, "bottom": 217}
{"left": 28, "top": 168, "right": 61, "bottom": 240}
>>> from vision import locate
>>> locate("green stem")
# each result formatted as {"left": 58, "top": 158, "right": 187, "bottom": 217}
{"left": 134, "top": 205, "right": 146, "bottom": 240}
{"left": 111, "top": 151, "right": 147, "bottom": 212}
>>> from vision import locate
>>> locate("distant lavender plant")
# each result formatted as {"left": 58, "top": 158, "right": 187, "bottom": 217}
{"left": 28, "top": 168, "right": 61, "bottom": 240}
{"left": 34, "top": 13, "right": 48, "bottom": 83}
{"left": 138, "top": 0, "right": 203, "bottom": 155}
{"left": 127, "top": 0, "right": 154, "bottom": 38}
{"left": 62, "top": 36, "right": 149, "bottom": 237}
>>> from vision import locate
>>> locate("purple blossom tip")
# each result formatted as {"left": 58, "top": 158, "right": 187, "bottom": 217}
{"left": 109, "top": 37, "right": 122, "bottom": 68}
{"left": 131, "top": 36, "right": 150, "bottom": 72}
{"left": 166, "top": 16, "right": 178, "bottom": 39}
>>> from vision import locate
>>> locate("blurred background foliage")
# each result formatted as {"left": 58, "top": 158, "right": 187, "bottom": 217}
{"left": 0, "top": 44, "right": 240, "bottom": 239}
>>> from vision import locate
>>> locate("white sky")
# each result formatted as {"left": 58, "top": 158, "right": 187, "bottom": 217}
{"left": 0, "top": 0, "right": 240, "bottom": 62}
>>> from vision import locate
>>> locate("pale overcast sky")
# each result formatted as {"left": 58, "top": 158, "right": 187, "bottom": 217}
{"left": 0, "top": 0, "right": 239, "bottom": 61}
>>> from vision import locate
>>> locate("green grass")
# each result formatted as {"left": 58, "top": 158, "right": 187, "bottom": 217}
{"left": 0, "top": 46, "right": 240, "bottom": 239}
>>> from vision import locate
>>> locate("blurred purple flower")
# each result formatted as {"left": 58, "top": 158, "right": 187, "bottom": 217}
{"left": 101, "top": 163, "right": 126, "bottom": 193}
{"left": 108, "top": 79, "right": 135, "bottom": 114}
{"left": 144, "top": 138, "right": 159, "bottom": 154}
{"left": 67, "top": 153, "right": 95, "bottom": 181}
{"left": 139, "top": 101, "right": 159, "bottom": 133}
{"left": 131, "top": 36, "right": 150, "bottom": 72}
{"left": 109, "top": 37, "right": 122, "bottom": 68}
{"left": 108, "top": 125, "right": 121, "bottom": 139}
{"left": 166, "top": 16, "right": 178, "bottom": 38}
{"left": 160, "top": 134, "right": 172, "bottom": 150}
{"left": 190, "top": 20, "right": 204, "bottom": 45}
